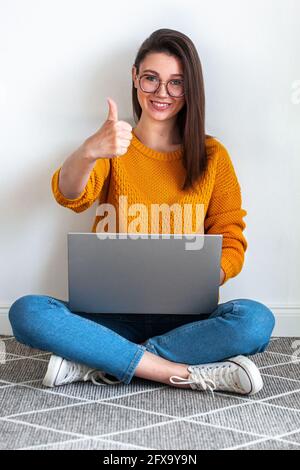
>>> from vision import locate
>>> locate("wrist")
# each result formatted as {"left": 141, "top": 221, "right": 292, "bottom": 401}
{"left": 80, "top": 141, "right": 97, "bottom": 163}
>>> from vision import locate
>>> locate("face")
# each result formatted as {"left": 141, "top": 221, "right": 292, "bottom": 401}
{"left": 132, "top": 52, "right": 186, "bottom": 121}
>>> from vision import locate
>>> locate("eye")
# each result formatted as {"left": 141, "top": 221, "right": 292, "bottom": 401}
{"left": 171, "top": 79, "right": 183, "bottom": 85}
{"left": 145, "top": 75, "right": 159, "bottom": 82}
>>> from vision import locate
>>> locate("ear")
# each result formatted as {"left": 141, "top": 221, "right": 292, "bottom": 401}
{"left": 132, "top": 65, "right": 138, "bottom": 88}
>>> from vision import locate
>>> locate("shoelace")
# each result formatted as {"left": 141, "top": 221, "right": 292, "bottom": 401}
{"left": 86, "top": 370, "right": 122, "bottom": 386}
{"left": 170, "top": 371, "right": 216, "bottom": 393}
{"left": 59, "top": 362, "right": 121, "bottom": 386}
{"left": 170, "top": 363, "right": 242, "bottom": 394}
{"left": 57, "top": 362, "right": 89, "bottom": 385}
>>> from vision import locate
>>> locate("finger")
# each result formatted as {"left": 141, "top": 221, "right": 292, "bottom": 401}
{"left": 119, "top": 139, "right": 132, "bottom": 147}
{"left": 107, "top": 97, "right": 118, "bottom": 122}
{"left": 118, "top": 130, "right": 133, "bottom": 140}
{"left": 117, "top": 120, "right": 133, "bottom": 132}
{"left": 118, "top": 144, "right": 130, "bottom": 154}
{"left": 116, "top": 147, "right": 126, "bottom": 156}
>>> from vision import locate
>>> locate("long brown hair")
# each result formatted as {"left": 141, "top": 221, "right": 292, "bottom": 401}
{"left": 132, "top": 28, "right": 212, "bottom": 191}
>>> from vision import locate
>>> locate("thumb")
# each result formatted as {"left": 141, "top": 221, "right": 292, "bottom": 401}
{"left": 106, "top": 97, "right": 118, "bottom": 122}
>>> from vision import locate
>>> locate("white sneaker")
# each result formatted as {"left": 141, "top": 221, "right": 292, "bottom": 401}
{"left": 42, "top": 354, "right": 122, "bottom": 388}
{"left": 169, "top": 355, "right": 263, "bottom": 395}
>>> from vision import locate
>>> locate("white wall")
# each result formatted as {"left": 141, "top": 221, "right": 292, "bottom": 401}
{"left": 1, "top": 0, "right": 299, "bottom": 335}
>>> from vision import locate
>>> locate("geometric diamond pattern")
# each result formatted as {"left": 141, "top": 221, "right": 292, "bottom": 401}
{"left": 0, "top": 336, "right": 300, "bottom": 450}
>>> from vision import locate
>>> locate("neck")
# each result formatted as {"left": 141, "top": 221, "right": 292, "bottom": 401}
{"left": 133, "top": 114, "right": 182, "bottom": 150}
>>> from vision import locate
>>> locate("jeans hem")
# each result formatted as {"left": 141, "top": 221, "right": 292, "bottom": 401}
{"left": 143, "top": 340, "right": 158, "bottom": 355}
{"left": 121, "top": 345, "right": 147, "bottom": 384}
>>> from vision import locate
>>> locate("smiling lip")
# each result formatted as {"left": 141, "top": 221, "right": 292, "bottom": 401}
{"left": 150, "top": 100, "right": 172, "bottom": 104}
{"left": 150, "top": 100, "right": 172, "bottom": 111}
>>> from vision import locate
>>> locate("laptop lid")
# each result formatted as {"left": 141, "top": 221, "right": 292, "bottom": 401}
{"left": 68, "top": 233, "right": 222, "bottom": 315}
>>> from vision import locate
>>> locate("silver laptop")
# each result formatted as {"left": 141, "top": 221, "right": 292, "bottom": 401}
{"left": 68, "top": 233, "right": 223, "bottom": 315}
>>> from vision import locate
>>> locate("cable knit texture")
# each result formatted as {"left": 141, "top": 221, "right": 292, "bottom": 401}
{"left": 51, "top": 129, "right": 247, "bottom": 285}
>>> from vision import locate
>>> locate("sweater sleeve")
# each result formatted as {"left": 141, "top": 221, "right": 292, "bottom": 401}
{"left": 204, "top": 141, "right": 248, "bottom": 285}
{"left": 51, "top": 158, "right": 110, "bottom": 213}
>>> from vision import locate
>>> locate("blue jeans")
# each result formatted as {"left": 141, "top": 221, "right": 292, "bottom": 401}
{"left": 8, "top": 295, "right": 275, "bottom": 385}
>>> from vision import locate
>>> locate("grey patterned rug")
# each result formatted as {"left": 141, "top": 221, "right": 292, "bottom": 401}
{"left": 0, "top": 335, "right": 300, "bottom": 450}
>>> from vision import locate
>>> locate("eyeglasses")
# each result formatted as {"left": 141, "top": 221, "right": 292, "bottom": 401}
{"left": 137, "top": 73, "right": 185, "bottom": 98}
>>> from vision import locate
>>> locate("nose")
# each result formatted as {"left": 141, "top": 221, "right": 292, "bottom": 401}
{"left": 155, "top": 82, "right": 169, "bottom": 97}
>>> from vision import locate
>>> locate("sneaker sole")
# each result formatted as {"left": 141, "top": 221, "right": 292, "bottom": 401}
{"left": 228, "top": 355, "right": 263, "bottom": 395}
{"left": 42, "top": 355, "right": 64, "bottom": 388}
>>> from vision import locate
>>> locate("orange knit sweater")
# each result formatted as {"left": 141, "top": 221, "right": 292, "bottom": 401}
{"left": 51, "top": 130, "right": 247, "bottom": 285}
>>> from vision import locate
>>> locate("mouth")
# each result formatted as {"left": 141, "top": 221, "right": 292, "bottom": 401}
{"left": 150, "top": 100, "right": 173, "bottom": 111}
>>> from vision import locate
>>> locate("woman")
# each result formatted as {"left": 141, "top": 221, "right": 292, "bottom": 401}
{"left": 9, "top": 29, "right": 275, "bottom": 395}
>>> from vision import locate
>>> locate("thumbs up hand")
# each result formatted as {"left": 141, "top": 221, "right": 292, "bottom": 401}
{"left": 83, "top": 97, "right": 133, "bottom": 161}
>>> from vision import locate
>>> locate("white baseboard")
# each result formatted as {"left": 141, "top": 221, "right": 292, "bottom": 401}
{"left": 0, "top": 307, "right": 11, "bottom": 335}
{"left": 1, "top": 304, "right": 299, "bottom": 337}
{"left": 0, "top": 307, "right": 13, "bottom": 335}
{"left": 270, "top": 305, "right": 300, "bottom": 337}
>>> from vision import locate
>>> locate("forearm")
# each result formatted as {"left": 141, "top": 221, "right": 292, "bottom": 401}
{"left": 58, "top": 144, "right": 96, "bottom": 199}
